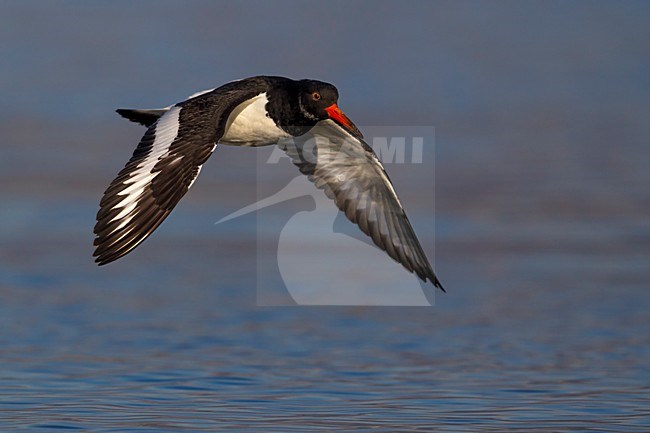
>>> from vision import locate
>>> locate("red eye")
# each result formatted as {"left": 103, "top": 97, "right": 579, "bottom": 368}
{"left": 312, "top": 92, "right": 321, "bottom": 101}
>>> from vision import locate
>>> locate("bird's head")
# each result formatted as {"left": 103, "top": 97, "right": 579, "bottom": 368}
{"left": 297, "top": 80, "right": 363, "bottom": 139}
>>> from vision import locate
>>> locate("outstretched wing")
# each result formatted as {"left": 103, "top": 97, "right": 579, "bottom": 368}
{"left": 279, "top": 120, "right": 443, "bottom": 290}
{"left": 94, "top": 80, "right": 267, "bottom": 265}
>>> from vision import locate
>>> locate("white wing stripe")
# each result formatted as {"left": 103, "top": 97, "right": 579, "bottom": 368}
{"left": 111, "top": 200, "right": 138, "bottom": 222}
{"left": 112, "top": 215, "right": 133, "bottom": 232}
{"left": 111, "top": 184, "right": 148, "bottom": 212}
{"left": 118, "top": 173, "right": 158, "bottom": 195}
{"left": 186, "top": 88, "right": 216, "bottom": 99}
{"left": 108, "top": 106, "right": 181, "bottom": 222}
{"left": 134, "top": 107, "right": 180, "bottom": 167}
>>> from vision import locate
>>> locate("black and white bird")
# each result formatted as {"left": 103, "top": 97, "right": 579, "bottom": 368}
{"left": 94, "top": 76, "right": 444, "bottom": 291}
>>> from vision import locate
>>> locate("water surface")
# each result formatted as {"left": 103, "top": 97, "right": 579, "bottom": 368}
{"left": 1, "top": 1, "right": 649, "bottom": 431}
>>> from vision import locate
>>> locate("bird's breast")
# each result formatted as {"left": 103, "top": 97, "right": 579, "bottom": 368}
{"left": 220, "top": 93, "right": 291, "bottom": 147}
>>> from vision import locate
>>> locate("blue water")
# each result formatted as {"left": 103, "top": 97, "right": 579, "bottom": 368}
{"left": 2, "top": 1, "right": 650, "bottom": 431}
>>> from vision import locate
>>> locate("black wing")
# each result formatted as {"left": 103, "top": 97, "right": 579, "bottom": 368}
{"left": 93, "top": 78, "right": 268, "bottom": 265}
{"left": 279, "top": 120, "right": 443, "bottom": 290}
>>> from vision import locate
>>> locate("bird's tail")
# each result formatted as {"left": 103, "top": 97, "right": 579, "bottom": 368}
{"left": 115, "top": 108, "right": 168, "bottom": 127}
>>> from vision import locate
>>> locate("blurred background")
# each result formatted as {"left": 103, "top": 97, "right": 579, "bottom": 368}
{"left": 1, "top": 1, "right": 649, "bottom": 431}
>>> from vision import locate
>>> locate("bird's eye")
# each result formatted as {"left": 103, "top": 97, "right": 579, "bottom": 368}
{"left": 312, "top": 92, "right": 321, "bottom": 101}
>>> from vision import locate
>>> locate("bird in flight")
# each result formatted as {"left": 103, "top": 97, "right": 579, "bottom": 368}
{"left": 93, "top": 76, "right": 444, "bottom": 291}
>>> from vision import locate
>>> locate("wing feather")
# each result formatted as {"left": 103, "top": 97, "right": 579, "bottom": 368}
{"left": 94, "top": 79, "right": 268, "bottom": 264}
{"left": 279, "top": 120, "right": 443, "bottom": 290}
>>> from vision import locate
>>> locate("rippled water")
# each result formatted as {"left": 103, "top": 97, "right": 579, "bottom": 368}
{"left": 1, "top": 186, "right": 648, "bottom": 431}
{"left": 2, "top": 2, "right": 650, "bottom": 431}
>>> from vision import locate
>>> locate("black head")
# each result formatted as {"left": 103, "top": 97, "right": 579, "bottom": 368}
{"left": 297, "top": 80, "right": 339, "bottom": 119}
{"left": 296, "top": 80, "right": 363, "bottom": 139}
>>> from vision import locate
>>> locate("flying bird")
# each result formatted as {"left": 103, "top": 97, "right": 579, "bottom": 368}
{"left": 93, "top": 76, "right": 444, "bottom": 291}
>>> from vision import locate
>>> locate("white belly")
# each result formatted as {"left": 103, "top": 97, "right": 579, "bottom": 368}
{"left": 220, "top": 93, "right": 290, "bottom": 146}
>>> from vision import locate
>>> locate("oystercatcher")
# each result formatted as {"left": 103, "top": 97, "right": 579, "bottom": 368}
{"left": 93, "top": 76, "right": 444, "bottom": 291}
